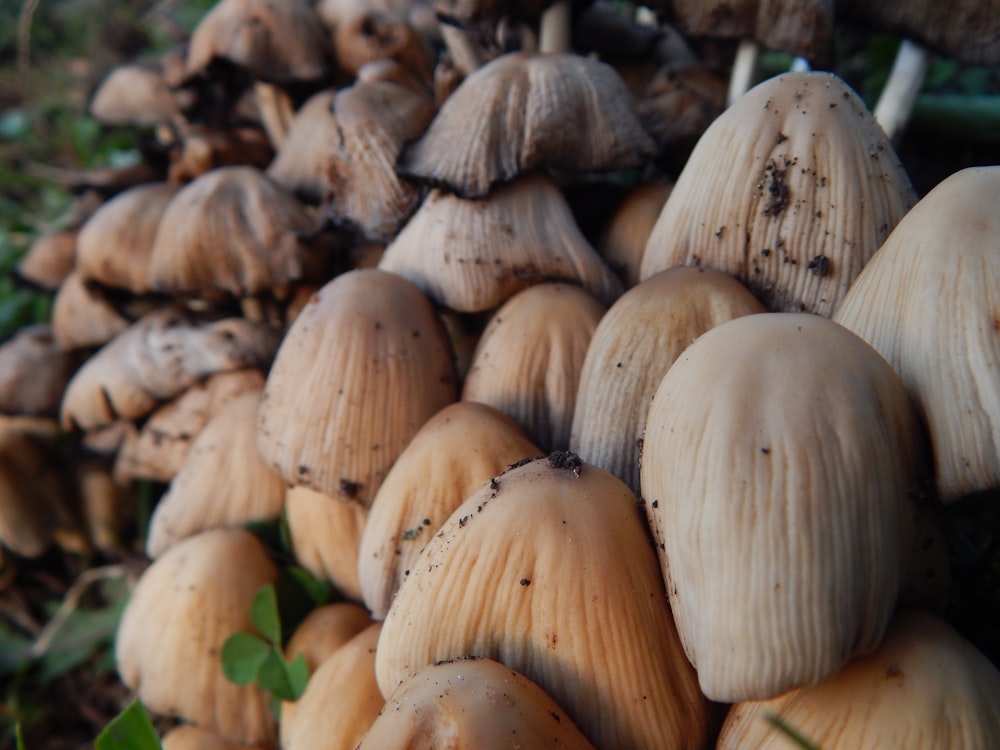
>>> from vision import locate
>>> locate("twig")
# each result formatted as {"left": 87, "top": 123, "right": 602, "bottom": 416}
{"left": 17, "top": 0, "right": 42, "bottom": 74}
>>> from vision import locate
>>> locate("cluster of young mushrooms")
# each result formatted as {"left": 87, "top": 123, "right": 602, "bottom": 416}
{"left": 3, "top": 0, "right": 1000, "bottom": 747}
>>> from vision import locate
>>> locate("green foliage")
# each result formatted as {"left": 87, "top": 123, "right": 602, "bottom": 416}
{"left": 93, "top": 700, "right": 161, "bottom": 750}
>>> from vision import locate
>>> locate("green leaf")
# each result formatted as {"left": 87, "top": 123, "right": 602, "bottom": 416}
{"left": 256, "top": 651, "right": 309, "bottom": 702}
{"left": 15, "top": 723, "right": 26, "bottom": 750}
{"left": 250, "top": 584, "right": 281, "bottom": 645}
{"left": 94, "top": 700, "right": 162, "bottom": 750}
{"left": 220, "top": 632, "right": 271, "bottom": 686}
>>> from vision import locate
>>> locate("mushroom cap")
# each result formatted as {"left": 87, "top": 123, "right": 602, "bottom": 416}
{"left": 379, "top": 173, "right": 624, "bottom": 312}
{"left": 398, "top": 51, "right": 657, "bottom": 199}
{"left": 833, "top": 166, "right": 1000, "bottom": 502}
{"left": 89, "top": 61, "right": 188, "bottom": 127}
{"left": 717, "top": 610, "right": 1000, "bottom": 749}
{"left": 640, "top": 312, "right": 929, "bottom": 702}
{"left": 145, "top": 390, "right": 285, "bottom": 558}
{"left": 115, "top": 528, "right": 278, "bottom": 746}
{"left": 75, "top": 182, "right": 180, "bottom": 294}
{"left": 284, "top": 601, "right": 374, "bottom": 673}
{"left": 640, "top": 71, "right": 917, "bottom": 317}
{"left": 50, "top": 271, "right": 130, "bottom": 351}
{"left": 375, "top": 453, "right": 709, "bottom": 749}
{"left": 184, "top": 0, "right": 330, "bottom": 84}
{"left": 596, "top": 179, "right": 673, "bottom": 288}
{"left": 266, "top": 89, "right": 338, "bottom": 202}
{"left": 257, "top": 268, "right": 457, "bottom": 503}
{"left": 161, "top": 724, "right": 266, "bottom": 750}
{"left": 359, "top": 656, "right": 597, "bottom": 749}
{"left": 332, "top": 9, "right": 434, "bottom": 83}
{"left": 148, "top": 166, "right": 328, "bottom": 298}
{"left": 0, "top": 324, "right": 82, "bottom": 419}
{"left": 16, "top": 229, "right": 77, "bottom": 290}
{"left": 358, "top": 400, "right": 540, "bottom": 618}
{"left": 569, "top": 267, "right": 765, "bottom": 493}
{"left": 461, "top": 283, "right": 606, "bottom": 451}
{"left": 280, "top": 623, "right": 385, "bottom": 750}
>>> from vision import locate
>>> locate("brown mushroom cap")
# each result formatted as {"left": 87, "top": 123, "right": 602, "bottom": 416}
{"left": 359, "top": 656, "right": 597, "bottom": 749}
{"left": 50, "top": 271, "right": 131, "bottom": 351}
{"left": 640, "top": 312, "right": 929, "bottom": 702}
{"left": 266, "top": 89, "right": 338, "bottom": 203}
{"left": 89, "top": 61, "right": 189, "bottom": 127}
{"left": 398, "top": 51, "right": 657, "bottom": 199}
{"left": 16, "top": 229, "right": 77, "bottom": 290}
{"left": 0, "top": 324, "right": 82, "bottom": 419}
{"left": 596, "top": 179, "right": 673, "bottom": 288}
{"left": 833, "top": 166, "right": 1000, "bottom": 502}
{"left": 640, "top": 71, "right": 917, "bottom": 317}
{"left": 375, "top": 453, "right": 709, "bottom": 749}
{"left": 717, "top": 610, "right": 1000, "bottom": 749}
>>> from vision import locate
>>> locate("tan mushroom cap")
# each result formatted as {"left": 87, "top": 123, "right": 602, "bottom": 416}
{"left": 285, "top": 602, "right": 374, "bottom": 673}
{"left": 89, "top": 61, "right": 188, "bottom": 127}
{"left": 17, "top": 229, "right": 77, "bottom": 290}
{"left": 0, "top": 324, "right": 82, "bottom": 419}
{"left": 266, "top": 89, "right": 337, "bottom": 203}
{"left": 161, "top": 724, "right": 267, "bottom": 750}
{"left": 184, "top": 0, "right": 330, "bottom": 84}
{"left": 323, "top": 79, "right": 435, "bottom": 241}
{"left": 280, "top": 623, "right": 385, "bottom": 750}
{"left": 358, "top": 401, "right": 540, "bottom": 619}
{"left": 148, "top": 165, "right": 329, "bottom": 299}
{"left": 113, "top": 368, "right": 266, "bottom": 483}
{"left": 640, "top": 71, "right": 917, "bottom": 317}
{"left": 146, "top": 390, "right": 285, "bottom": 558}
{"left": 570, "top": 267, "right": 765, "bottom": 493}
{"left": 50, "top": 271, "right": 130, "bottom": 351}
{"left": 75, "top": 182, "right": 180, "bottom": 294}
{"left": 717, "top": 609, "right": 1000, "bottom": 749}
{"left": 640, "top": 312, "right": 928, "bottom": 702}
{"left": 833, "top": 166, "right": 1000, "bottom": 502}
{"left": 461, "top": 283, "right": 606, "bottom": 451}
{"left": 60, "top": 308, "right": 280, "bottom": 431}
{"left": 379, "top": 173, "right": 624, "bottom": 313}
{"left": 398, "top": 51, "right": 657, "bottom": 199}
{"left": 359, "top": 656, "right": 597, "bottom": 749}
{"left": 333, "top": 9, "right": 434, "bottom": 84}
{"left": 376, "top": 453, "right": 709, "bottom": 750}
{"left": 597, "top": 179, "right": 673, "bottom": 288}
{"left": 257, "top": 269, "right": 457, "bottom": 503}
{"left": 115, "top": 528, "right": 278, "bottom": 746}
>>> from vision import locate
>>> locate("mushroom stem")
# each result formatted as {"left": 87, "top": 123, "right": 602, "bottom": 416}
{"left": 727, "top": 39, "right": 758, "bottom": 106}
{"left": 874, "top": 39, "right": 930, "bottom": 144}
{"left": 254, "top": 81, "right": 295, "bottom": 149}
{"left": 439, "top": 23, "right": 483, "bottom": 76}
{"left": 539, "top": 0, "right": 572, "bottom": 54}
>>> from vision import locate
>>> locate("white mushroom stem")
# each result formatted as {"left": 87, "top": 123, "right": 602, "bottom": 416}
{"left": 874, "top": 39, "right": 930, "bottom": 143}
{"left": 439, "top": 23, "right": 483, "bottom": 76}
{"left": 254, "top": 81, "right": 295, "bottom": 149}
{"left": 727, "top": 39, "right": 758, "bottom": 106}
{"left": 539, "top": 0, "right": 572, "bottom": 54}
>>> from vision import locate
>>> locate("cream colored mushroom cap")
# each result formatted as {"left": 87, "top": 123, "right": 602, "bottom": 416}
{"left": 115, "top": 528, "right": 278, "bottom": 746}
{"left": 833, "top": 166, "right": 1000, "bottom": 502}
{"left": 641, "top": 312, "right": 928, "bottom": 702}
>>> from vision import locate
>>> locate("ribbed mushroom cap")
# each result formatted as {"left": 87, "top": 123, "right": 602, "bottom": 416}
{"left": 718, "top": 610, "right": 1000, "bottom": 749}
{"left": 113, "top": 369, "right": 266, "bottom": 483}
{"left": 461, "top": 283, "right": 605, "bottom": 452}
{"left": 257, "top": 269, "right": 457, "bottom": 503}
{"left": 597, "top": 180, "right": 672, "bottom": 288}
{"left": 569, "top": 267, "right": 765, "bottom": 493}
{"left": 148, "top": 166, "right": 328, "bottom": 298}
{"left": 161, "top": 724, "right": 266, "bottom": 750}
{"left": 359, "top": 656, "right": 597, "bottom": 749}
{"left": 398, "top": 51, "right": 657, "bottom": 199}
{"left": 17, "top": 229, "right": 77, "bottom": 290}
{"left": 51, "top": 271, "right": 130, "bottom": 351}
{"left": 640, "top": 71, "right": 917, "bottom": 317}
{"left": 280, "top": 623, "right": 385, "bottom": 750}
{"left": 75, "top": 182, "right": 180, "bottom": 294}
{"left": 359, "top": 401, "right": 540, "bottom": 618}
{"left": 146, "top": 390, "right": 285, "bottom": 558}
{"left": 285, "top": 485, "right": 368, "bottom": 601}
{"left": 60, "top": 308, "right": 280, "bottom": 431}
{"left": 285, "top": 602, "right": 374, "bottom": 673}
{"left": 640, "top": 312, "right": 928, "bottom": 702}
{"left": 89, "top": 61, "right": 187, "bottom": 127}
{"left": 115, "top": 528, "right": 278, "bottom": 746}
{"left": 379, "top": 173, "right": 624, "bottom": 312}
{"left": 376, "top": 452, "right": 709, "bottom": 750}
{"left": 266, "top": 89, "right": 337, "bottom": 203}
{"left": 184, "top": 0, "right": 330, "bottom": 84}
{"left": 0, "top": 324, "right": 81, "bottom": 419}
{"left": 833, "top": 166, "right": 1000, "bottom": 503}
{"left": 323, "top": 79, "right": 435, "bottom": 241}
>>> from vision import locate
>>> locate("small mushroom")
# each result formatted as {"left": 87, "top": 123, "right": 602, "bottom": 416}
{"left": 0, "top": 324, "right": 82, "bottom": 419}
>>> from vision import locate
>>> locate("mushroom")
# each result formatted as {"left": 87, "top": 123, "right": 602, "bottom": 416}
{"left": 379, "top": 173, "right": 624, "bottom": 312}
{"left": 717, "top": 609, "right": 1000, "bottom": 748}
{"left": 358, "top": 400, "right": 540, "bottom": 618}
{"left": 833, "top": 166, "right": 1000, "bottom": 502}
{"left": 50, "top": 271, "right": 131, "bottom": 351}
{"left": 461, "top": 283, "right": 606, "bottom": 451}
{"left": 358, "top": 656, "right": 597, "bottom": 749}
{"left": 256, "top": 269, "right": 457, "bottom": 505}
{"left": 265, "top": 89, "right": 338, "bottom": 203}
{"left": 284, "top": 602, "right": 374, "bottom": 673}
{"left": 640, "top": 312, "right": 929, "bottom": 702}
{"left": 640, "top": 71, "right": 917, "bottom": 317}
{"left": 595, "top": 180, "right": 672, "bottom": 288}
{"left": 375, "top": 452, "right": 709, "bottom": 749}
{"left": 115, "top": 528, "right": 278, "bottom": 746}
{"left": 570, "top": 267, "right": 765, "bottom": 493}
{"left": 397, "top": 51, "right": 657, "bottom": 199}
{"left": 161, "top": 724, "right": 267, "bottom": 750}
{"left": 16, "top": 229, "right": 78, "bottom": 291}
{"left": 0, "top": 324, "right": 82, "bottom": 419}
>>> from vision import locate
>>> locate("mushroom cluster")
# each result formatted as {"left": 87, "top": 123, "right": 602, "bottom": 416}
{"left": 7, "top": 0, "right": 1000, "bottom": 747}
